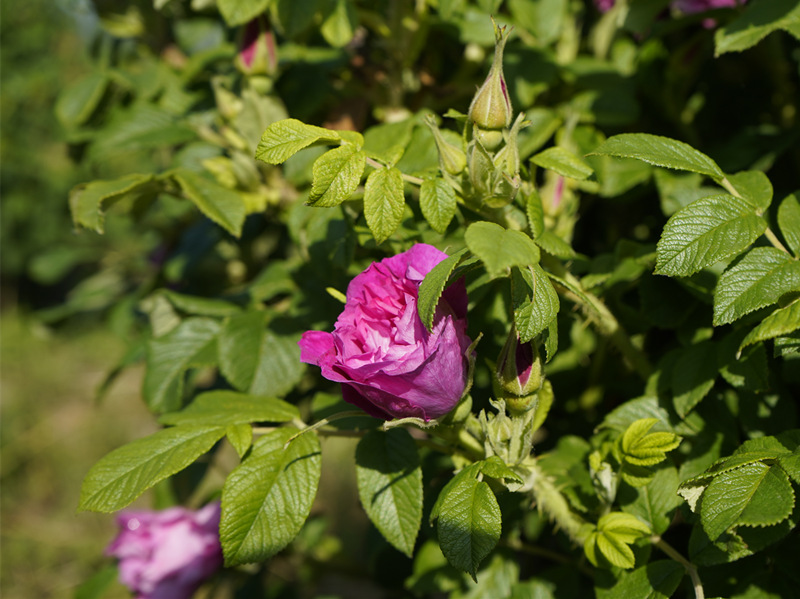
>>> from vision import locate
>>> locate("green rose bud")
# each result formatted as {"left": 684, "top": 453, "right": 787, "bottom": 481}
{"left": 425, "top": 115, "right": 467, "bottom": 175}
{"left": 496, "top": 329, "right": 544, "bottom": 401}
{"left": 468, "top": 21, "right": 512, "bottom": 131}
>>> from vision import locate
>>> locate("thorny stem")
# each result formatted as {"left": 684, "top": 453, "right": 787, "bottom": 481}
{"left": 365, "top": 156, "right": 424, "bottom": 186}
{"left": 720, "top": 176, "right": 790, "bottom": 255}
{"left": 650, "top": 535, "right": 704, "bottom": 599}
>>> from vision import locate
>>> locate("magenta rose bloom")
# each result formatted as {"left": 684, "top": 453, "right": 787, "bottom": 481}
{"left": 299, "top": 244, "right": 473, "bottom": 421}
{"left": 106, "top": 502, "right": 223, "bottom": 599}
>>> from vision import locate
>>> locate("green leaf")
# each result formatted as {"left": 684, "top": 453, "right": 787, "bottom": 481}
{"left": 671, "top": 341, "right": 718, "bottom": 418}
{"left": 364, "top": 166, "right": 405, "bottom": 244}
{"left": 511, "top": 265, "right": 560, "bottom": 343}
{"left": 226, "top": 423, "right": 253, "bottom": 458}
{"left": 531, "top": 146, "right": 594, "bottom": 180}
{"left": 217, "top": 0, "right": 272, "bottom": 26}
{"left": 655, "top": 194, "right": 767, "bottom": 277}
{"left": 714, "top": 0, "right": 800, "bottom": 56}
{"left": 420, "top": 177, "right": 457, "bottom": 234}
{"left": 308, "top": 144, "right": 366, "bottom": 207}
{"left": 725, "top": 170, "right": 773, "bottom": 212}
{"left": 79, "top": 425, "right": 226, "bottom": 512}
{"left": 433, "top": 473, "right": 501, "bottom": 580}
{"left": 273, "top": 0, "right": 318, "bottom": 36}
{"left": 620, "top": 418, "right": 681, "bottom": 467}
{"left": 587, "top": 512, "right": 651, "bottom": 569}
{"left": 355, "top": 429, "right": 422, "bottom": 557}
{"left": 778, "top": 192, "right": 800, "bottom": 257}
{"left": 740, "top": 298, "right": 800, "bottom": 351}
{"left": 621, "top": 467, "right": 682, "bottom": 536}
{"left": 479, "top": 456, "right": 524, "bottom": 484}
{"left": 598, "top": 561, "right": 684, "bottom": 599}
{"left": 217, "top": 311, "right": 305, "bottom": 397}
{"left": 220, "top": 428, "right": 322, "bottom": 566}
{"left": 713, "top": 247, "right": 800, "bottom": 325}
{"left": 256, "top": 118, "right": 341, "bottom": 165}
{"left": 591, "top": 133, "right": 726, "bottom": 181}
{"left": 466, "top": 222, "right": 540, "bottom": 279}
{"left": 779, "top": 448, "right": 800, "bottom": 485}
{"left": 701, "top": 461, "right": 795, "bottom": 541}
{"left": 73, "top": 564, "right": 118, "bottom": 599}
{"left": 159, "top": 390, "right": 299, "bottom": 427}
{"left": 526, "top": 189, "right": 545, "bottom": 239}
{"left": 418, "top": 248, "right": 469, "bottom": 331}
{"left": 162, "top": 290, "right": 241, "bottom": 317}
{"left": 69, "top": 173, "right": 160, "bottom": 234}
{"left": 55, "top": 71, "right": 109, "bottom": 129}
{"left": 143, "top": 318, "right": 221, "bottom": 413}
{"left": 171, "top": 169, "right": 247, "bottom": 237}
{"left": 320, "top": 0, "right": 358, "bottom": 47}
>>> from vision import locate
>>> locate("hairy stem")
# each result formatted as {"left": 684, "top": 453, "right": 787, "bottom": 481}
{"left": 650, "top": 536, "right": 704, "bottom": 599}
{"left": 527, "top": 459, "right": 588, "bottom": 542}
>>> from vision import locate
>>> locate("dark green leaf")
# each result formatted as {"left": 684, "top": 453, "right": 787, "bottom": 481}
{"left": 740, "top": 298, "right": 800, "bottom": 351}
{"left": 597, "top": 561, "right": 684, "bottom": 599}
{"left": 171, "top": 168, "right": 247, "bottom": 237}
{"left": 144, "top": 318, "right": 221, "bottom": 413}
{"left": 79, "top": 425, "right": 226, "bottom": 512}
{"left": 159, "top": 390, "right": 299, "bottom": 427}
{"left": 671, "top": 341, "right": 718, "bottom": 418}
{"left": 591, "top": 133, "right": 726, "bottom": 181}
{"left": 777, "top": 192, "right": 800, "bottom": 257}
{"left": 418, "top": 248, "right": 469, "bottom": 331}
{"left": 512, "top": 265, "right": 560, "bottom": 343}
{"left": 714, "top": 247, "right": 800, "bottom": 325}
{"left": 715, "top": 0, "right": 800, "bottom": 56}
{"left": 364, "top": 166, "right": 405, "bottom": 244}
{"left": 355, "top": 429, "right": 422, "bottom": 557}
{"left": 621, "top": 466, "right": 682, "bottom": 536}
{"left": 656, "top": 194, "right": 767, "bottom": 277}
{"left": 220, "top": 428, "right": 321, "bottom": 565}
{"left": 69, "top": 173, "right": 160, "bottom": 234}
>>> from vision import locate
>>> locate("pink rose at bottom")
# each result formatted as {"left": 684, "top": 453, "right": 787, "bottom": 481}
{"left": 106, "top": 502, "right": 223, "bottom": 599}
{"left": 299, "top": 244, "right": 473, "bottom": 421}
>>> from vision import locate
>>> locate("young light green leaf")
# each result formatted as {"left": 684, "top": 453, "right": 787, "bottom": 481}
{"left": 256, "top": 118, "right": 341, "bottom": 165}
{"left": 226, "top": 423, "right": 253, "bottom": 458}
{"left": 143, "top": 318, "right": 221, "bottom": 413}
{"left": 171, "top": 169, "right": 247, "bottom": 237}
{"left": 418, "top": 248, "right": 469, "bottom": 331}
{"left": 526, "top": 188, "right": 545, "bottom": 239}
{"left": 713, "top": 247, "right": 800, "bottom": 325}
{"left": 434, "top": 475, "right": 501, "bottom": 580}
{"left": 308, "top": 144, "right": 366, "bottom": 207}
{"left": 714, "top": 0, "right": 800, "bottom": 56}
{"left": 363, "top": 166, "right": 405, "bottom": 244}
{"left": 217, "top": 0, "right": 271, "bottom": 26}
{"left": 655, "top": 194, "right": 767, "bottom": 277}
{"left": 724, "top": 170, "right": 773, "bottom": 212}
{"left": 671, "top": 340, "right": 718, "bottom": 418}
{"left": 355, "top": 429, "right": 422, "bottom": 557}
{"left": 701, "top": 461, "right": 795, "bottom": 541}
{"left": 740, "top": 298, "right": 800, "bottom": 351}
{"left": 591, "top": 133, "right": 726, "bottom": 181}
{"left": 512, "top": 265, "right": 560, "bottom": 343}
{"left": 420, "top": 177, "right": 457, "bottom": 234}
{"left": 217, "top": 311, "right": 304, "bottom": 397}
{"left": 69, "top": 173, "right": 160, "bottom": 234}
{"left": 778, "top": 192, "right": 800, "bottom": 257}
{"left": 620, "top": 419, "right": 681, "bottom": 467}
{"left": 158, "top": 390, "right": 299, "bottom": 427}
{"left": 220, "top": 428, "right": 321, "bottom": 566}
{"left": 79, "top": 425, "right": 226, "bottom": 512}
{"left": 586, "top": 512, "right": 651, "bottom": 569}
{"left": 531, "top": 146, "right": 593, "bottom": 180}
{"left": 465, "top": 222, "right": 540, "bottom": 279}
{"left": 320, "top": 0, "right": 358, "bottom": 47}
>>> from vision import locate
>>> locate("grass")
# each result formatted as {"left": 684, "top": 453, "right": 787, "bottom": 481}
{"left": 1, "top": 311, "right": 155, "bottom": 598}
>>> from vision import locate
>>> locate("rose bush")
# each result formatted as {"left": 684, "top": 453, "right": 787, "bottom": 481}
{"left": 106, "top": 502, "right": 223, "bottom": 599}
{"left": 299, "top": 244, "right": 472, "bottom": 421}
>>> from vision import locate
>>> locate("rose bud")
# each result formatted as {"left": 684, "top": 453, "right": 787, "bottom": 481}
{"left": 299, "top": 244, "right": 473, "bottom": 421}
{"left": 468, "top": 21, "right": 512, "bottom": 136}
{"left": 425, "top": 115, "right": 467, "bottom": 175}
{"left": 496, "top": 329, "right": 543, "bottom": 412}
{"left": 105, "top": 502, "right": 223, "bottom": 599}
{"left": 236, "top": 18, "right": 277, "bottom": 76}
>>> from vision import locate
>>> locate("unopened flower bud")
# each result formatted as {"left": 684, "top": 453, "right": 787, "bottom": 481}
{"left": 425, "top": 115, "right": 467, "bottom": 175}
{"left": 237, "top": 19, "right": 278, "bottom": 76}
{"left": 496, "top": 329, "right": 543, "bottom": 401}
{"left": 468, "top": 22, "right": 512, "bottom": 131}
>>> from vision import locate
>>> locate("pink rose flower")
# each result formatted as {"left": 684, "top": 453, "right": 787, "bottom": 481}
{"left": 299, "top": 244, "right": 473, "bottom": 421}
{"left": 106, "top": 502, "right": 223, "bottom": 599}
{"left": 672, "top": 0, "right": 744, "bottom": 14}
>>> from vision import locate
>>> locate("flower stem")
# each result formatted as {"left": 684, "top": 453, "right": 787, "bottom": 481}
{"left": 526, "top": 459, "right": 587, "bottom": 542}
{"left": 650, "top": 535, "right": 704, "bottom": 599}
{"left": 282, "top": 411, "right": 366, "bottom": 448}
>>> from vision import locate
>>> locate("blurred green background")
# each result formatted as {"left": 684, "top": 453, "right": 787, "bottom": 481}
{"left": 0, "top": 1, "right": 153, "bottom": 596}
